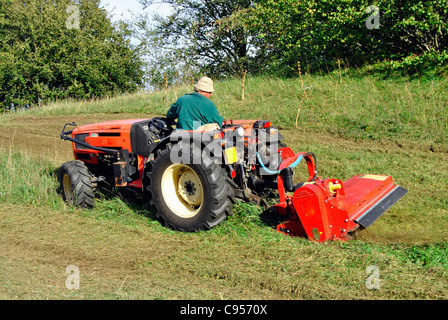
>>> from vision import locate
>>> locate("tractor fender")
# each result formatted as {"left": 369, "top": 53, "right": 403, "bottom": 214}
{"left": 142, "top": 136, "right": 172, "bottom": 190}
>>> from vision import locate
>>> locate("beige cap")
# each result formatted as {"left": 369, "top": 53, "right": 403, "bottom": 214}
{"left": 195, "top": 76, "right": 214, "bottom": 93}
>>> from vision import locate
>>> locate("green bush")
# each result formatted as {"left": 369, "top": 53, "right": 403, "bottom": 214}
{"left": 0, "top": 0, "right": 143, "bottom": 111}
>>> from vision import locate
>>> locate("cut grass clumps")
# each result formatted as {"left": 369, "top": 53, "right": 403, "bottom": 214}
{"left": 1, "top": 143, "right": 448, "bottom": 299}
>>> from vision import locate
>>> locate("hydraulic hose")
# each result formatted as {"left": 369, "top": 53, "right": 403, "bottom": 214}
{"left": 256, "top": 152, "right": 303, "bottom": 175}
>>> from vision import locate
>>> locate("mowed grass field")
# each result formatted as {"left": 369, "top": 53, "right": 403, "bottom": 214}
{"left": 0, "top": 73, "right": 447, "bottom": 300}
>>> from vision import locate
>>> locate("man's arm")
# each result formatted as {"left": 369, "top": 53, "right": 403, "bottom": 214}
{"left": 210, "top": 105, "right": 224, "bottom": 128}
{"left": 166, "top": 101, "right": 179, "bottom": 120}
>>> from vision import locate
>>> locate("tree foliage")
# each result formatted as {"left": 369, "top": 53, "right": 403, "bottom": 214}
{"left": 0, "top": 0, "right": 143, "bottom": 111}
{"left": 134, "top": 0, "right": 448, "bottom": 82}
{"left": 135, "top": 0, "right": 253, "bottom": 88}
{"left": 245, "top": 0, "right": 448, "bottom": 74}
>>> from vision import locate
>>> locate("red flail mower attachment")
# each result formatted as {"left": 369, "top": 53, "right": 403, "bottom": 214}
{"left": 273, "top": 147, "right": 407, "bottom": 242}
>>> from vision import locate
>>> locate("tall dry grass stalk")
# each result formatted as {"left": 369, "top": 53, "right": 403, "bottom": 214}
{"left": 163, "top": 73, "right": 168, "bottom": 103}
{"left": 337, "top": 59, "right": 343, "bottom": 84}
{"left": 241, "top": 70, "right": 248, "bottom": 101}
{"left": 174, "top": 74, "right": 178, "bottom": 101}
{"left": 295, "top": 61, "right": 308, "bottom": 128}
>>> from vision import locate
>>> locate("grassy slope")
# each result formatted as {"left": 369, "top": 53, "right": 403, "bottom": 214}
{"left": 0, "top": 73, "right": 447, "bottom": 299}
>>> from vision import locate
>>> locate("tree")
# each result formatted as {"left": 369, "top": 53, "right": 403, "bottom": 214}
{"left": 135, "top": 0, "right": 253, "bottom": 87}
{"left": 0, "top": 0, "right": 143, "bottom": 111}
{"left": 244, "top": 0, "right": 448, "bottom": 74}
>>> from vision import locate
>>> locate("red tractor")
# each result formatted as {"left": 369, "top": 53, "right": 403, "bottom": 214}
{"left": 60, "top": 118, "right": 407, "bottom": 242}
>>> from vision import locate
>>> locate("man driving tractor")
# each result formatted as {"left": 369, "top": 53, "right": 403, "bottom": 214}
{"left": 166, "top": 76, "right": 223, "bottom": 131}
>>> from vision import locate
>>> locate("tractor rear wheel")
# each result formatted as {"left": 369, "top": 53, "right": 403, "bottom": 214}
{"left": 60, "top": 161, "right": 95, "bottom": 209}
{"left": 145, "top": 143, "right": 233, "bottom": 232}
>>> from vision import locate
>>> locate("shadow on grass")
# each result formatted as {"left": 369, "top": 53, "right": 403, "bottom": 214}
{"left": 259, "top": 207, "right": 287, "bottom": 229}
{"left": 96, "top": 184, "right": 160, "bottom": 222}
{"left": 51, "top": 165, "right": 161, "bottom": 224}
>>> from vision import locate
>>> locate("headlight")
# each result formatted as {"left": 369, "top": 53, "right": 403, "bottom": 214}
{"left": 235, "top": 126, "right": 245, "bottom": 137}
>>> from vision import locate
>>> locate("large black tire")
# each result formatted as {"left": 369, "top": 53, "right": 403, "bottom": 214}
{"left": 60, "top": 160, "right": 95, "bottom": 209}
{"left": 145, "top": 143, "right": 234, "bottom": 232}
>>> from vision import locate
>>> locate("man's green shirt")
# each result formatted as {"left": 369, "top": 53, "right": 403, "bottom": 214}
{"left": 166, "top": 92, "right": 223, "bottom": 130}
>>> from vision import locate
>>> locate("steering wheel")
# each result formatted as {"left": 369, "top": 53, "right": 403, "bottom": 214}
{"left": 149, "top": 117, "right": 176, "bottom": 136}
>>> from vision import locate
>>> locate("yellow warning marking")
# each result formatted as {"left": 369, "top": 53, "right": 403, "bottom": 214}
{"left": 361, "top": 174, "right": 389, "bottom": 181}
{"left": 224, "top": 147, "right": 238, "bottom": 165}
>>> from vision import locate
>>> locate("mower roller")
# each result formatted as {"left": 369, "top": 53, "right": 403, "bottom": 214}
{"left": 59, "top": 118, "right": 407, "bottom": 242}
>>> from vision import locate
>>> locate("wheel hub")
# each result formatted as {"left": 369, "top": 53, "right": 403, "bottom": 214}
{"left": 183, "top": 180, "right": 196, "bottom": 196}
{"left": 178, "top": 171, "right": 202, "bottom": 206}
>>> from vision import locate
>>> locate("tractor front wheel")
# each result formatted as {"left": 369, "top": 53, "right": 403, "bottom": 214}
{"left": 60, "top": 161, "right": 95, "bottom": 209}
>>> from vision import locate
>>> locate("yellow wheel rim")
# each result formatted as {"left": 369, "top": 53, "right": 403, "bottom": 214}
{"left": 161, "top": 164, "right": 204, "bottom": 218}
{"left": 63, "top": 173, "right": 74, "bottom": 204}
